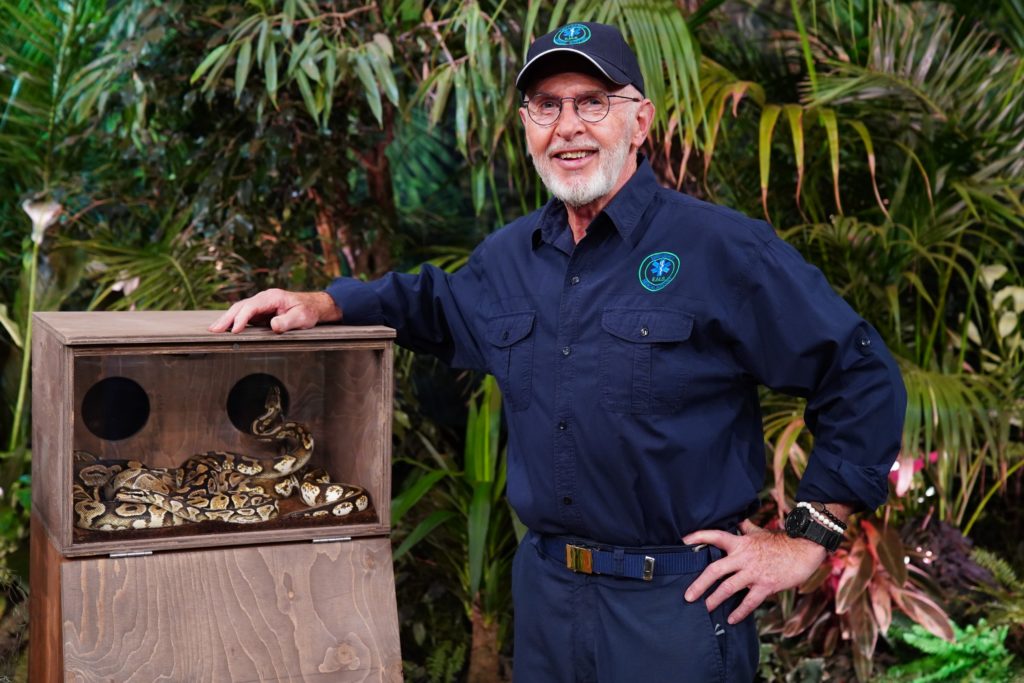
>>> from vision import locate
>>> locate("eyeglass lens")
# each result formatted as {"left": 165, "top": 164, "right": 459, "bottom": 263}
{"left": 527, "top": 93, "right": 610, "bottom": 125}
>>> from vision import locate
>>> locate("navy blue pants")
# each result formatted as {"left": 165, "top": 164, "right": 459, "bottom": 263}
{"left": 512, "top": 531, "right": 759, "bottom": 682}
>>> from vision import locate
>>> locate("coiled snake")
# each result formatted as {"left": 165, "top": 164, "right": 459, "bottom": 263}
{"left": 73, "top": 387, "right": 369, "bottom": 531}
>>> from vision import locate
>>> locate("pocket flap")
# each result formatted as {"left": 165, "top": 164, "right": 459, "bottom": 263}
{"left": 601, "top": 308, "right": 694, "bottom": 343}
{"left": 486, "top": 312, "right": 536, "bottom": 347}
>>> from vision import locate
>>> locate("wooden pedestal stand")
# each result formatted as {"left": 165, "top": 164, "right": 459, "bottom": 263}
{"left": 29, "top": 311, "right": 402, "bottom": 681}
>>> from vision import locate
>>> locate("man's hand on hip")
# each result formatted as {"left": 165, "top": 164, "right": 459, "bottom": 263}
{"left": 208, "top": 289, "right": 341, "bottom": 334}
{"left": 682, "top": 519, "right": 827, "bottom": 624}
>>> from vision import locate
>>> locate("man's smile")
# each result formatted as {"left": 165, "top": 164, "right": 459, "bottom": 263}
{"left": 550, "top": 147, "right": 598, "bottom": 170}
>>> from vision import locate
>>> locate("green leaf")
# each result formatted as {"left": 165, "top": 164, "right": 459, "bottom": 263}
{"left": 371, "top": 45, "right": 399, "bottom": 106}
{"left": 471, "top": 164, "right": 486, "bottom": 216}
{"left": 393, "top": 509, "right": 455, "bottom": 560}
{"left": 234, "top": 39, "right": 252, "bottom": 103}
{"left": 454, "top": 67, "right": 469, "bottom": 155}
{"left": 190, "top": 44, "right": 229, "bottom": 85}
{"left": 0, "top": 304, "right": 23, "bottom": 348}
{"left": 265, "top": 43, "right": 278, "bottom": 104}
{"left": 818, "top": 108, "right": 842, "bottom": 214}
{"left": 391, "top": 469, "right": 447, "bottom": 524}
{"left": 282, "top": 0, "right": 295, "bottom": 39}
{"left": 353, "top": 54, "right": 382, "bottom": 126}
{"left": 467, "top": 482, "right": 492, "bottom": 597}
{"left": 300, "top": 55, "right": 320, "bottom": 83}
{"left": 783, "top": 104, "right": 804, "bottom": 206}
{"left": 294, "top": 70, "right": 319, "bottom": 124}
{"left": 256, "top": 18, "right": 269, "bottom": 67}
{"left": 428, "top": 69, "right": 454, "bottom": 126}
{"left": 758, "top": 103, "right": 782, "bottom": 221}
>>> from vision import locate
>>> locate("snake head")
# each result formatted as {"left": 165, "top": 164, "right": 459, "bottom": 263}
{"left": 263, "top": 386, "right": 281, "bottom": 413}
{"left": 251, "top": 386, "right": 284, "bottom": 436}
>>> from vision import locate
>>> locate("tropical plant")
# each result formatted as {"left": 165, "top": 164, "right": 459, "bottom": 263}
{"left": 883, "top": 618, "right": 1015, "bottom": 682}
{"left": 761, "top": 518, "right": 955, "bottom": 681}
{"left": 732, "top": 0, "right": 1023, "bottom": 575}
{"left": 392, "top": 374, "right": 517, "bottom": 682}
{"left": 969, "top": 547, "right": 1024, "bottom": 637}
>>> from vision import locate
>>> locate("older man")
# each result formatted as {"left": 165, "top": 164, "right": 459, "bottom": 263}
{"left": 211, "top": 21, "right": 905, "bottom": 682}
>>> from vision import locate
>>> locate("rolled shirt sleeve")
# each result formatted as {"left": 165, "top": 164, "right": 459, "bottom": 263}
{"left": 727, "top": 231, "right": 906, "bottom": 511}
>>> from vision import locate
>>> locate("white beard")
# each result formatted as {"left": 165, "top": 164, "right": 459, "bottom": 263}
{"left": 532, "top": 130, "right": 634, "bottom": 208}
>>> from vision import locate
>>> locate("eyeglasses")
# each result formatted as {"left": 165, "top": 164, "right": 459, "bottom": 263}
{"left": 521, "top": 91, "right": 642, "bottom": 126}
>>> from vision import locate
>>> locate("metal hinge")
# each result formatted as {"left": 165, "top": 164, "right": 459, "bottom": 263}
{"left": 108, "top": 551, "right": 152, "bottom": 559}
{"left": 312, "top": 536, "right": 352, "bottom": 544}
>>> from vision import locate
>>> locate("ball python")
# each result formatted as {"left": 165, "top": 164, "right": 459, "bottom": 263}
{"left": 73, "top": 387, "right": 370, "bottom": 531}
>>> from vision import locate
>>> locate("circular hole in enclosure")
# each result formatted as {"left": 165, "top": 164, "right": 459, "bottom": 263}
{"left": 227, "top": 373, "right": 290, "bottom": 433}
{"left": 81, "top": 377, "right": 150, "bottom": 440}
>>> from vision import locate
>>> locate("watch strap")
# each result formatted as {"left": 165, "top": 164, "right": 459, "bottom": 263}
{"left": 801, "top": 518, "right": 843, "bottom": 552}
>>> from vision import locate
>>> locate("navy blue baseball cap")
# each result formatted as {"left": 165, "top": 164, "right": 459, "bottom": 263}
{"left": 516, "top": 22, "right": 645, "bottom": 96}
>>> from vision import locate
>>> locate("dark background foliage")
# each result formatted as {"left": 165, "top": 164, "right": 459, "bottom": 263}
{"left": 1, "top": 0, "right": 1022, "bottom": 680}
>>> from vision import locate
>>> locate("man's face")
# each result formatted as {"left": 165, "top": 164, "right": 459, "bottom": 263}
{"left": 519, "top": 72, "right": 651, "bottom": 209}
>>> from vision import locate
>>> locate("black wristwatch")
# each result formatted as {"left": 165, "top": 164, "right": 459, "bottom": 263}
{"left": 785, "top": 505, "right": 845, "bottom": 552}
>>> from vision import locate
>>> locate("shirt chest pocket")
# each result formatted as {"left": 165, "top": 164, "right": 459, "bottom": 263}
{"left": 600, "top": 308, "right": 695, "bottom": 414}
{"left": 485, "top": 311, "right": 536, "bottom": 412}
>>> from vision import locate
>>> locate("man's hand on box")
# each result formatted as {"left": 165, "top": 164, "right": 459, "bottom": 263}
{"left": 208, "top": 289, "right": 341, "bottom": 334}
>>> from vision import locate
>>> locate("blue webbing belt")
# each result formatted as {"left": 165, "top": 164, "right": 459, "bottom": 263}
{"left": 538, "top": 534, "right": 717, "bottom": 581}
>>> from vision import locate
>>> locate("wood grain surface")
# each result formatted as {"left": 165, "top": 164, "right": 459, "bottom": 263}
{"left": 29, "top": 516, "right": 65, "bottom": 683}
{"left": 31, "top": 317, "right": 73, "bottom": 538}
{"left": 60, "top": 537, "right": 402, "bottom": 682}
{"left": 33, "top": 311, "right": 395, "bottom": 345}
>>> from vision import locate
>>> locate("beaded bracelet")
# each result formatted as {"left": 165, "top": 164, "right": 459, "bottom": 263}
{"left": 812, "top": 502, "right": 847, "bottom": 529}
{"left": 796, "top": 501, "right": 846, "bottom": 534}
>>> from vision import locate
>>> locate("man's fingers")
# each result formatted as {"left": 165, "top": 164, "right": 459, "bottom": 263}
{"left": 682, "top": 529, "right": 740, "bottom": 553}
{"left": 704, "top": 574, "right": 749, "bottom": 612}
{"left": 684, "top": 554, "right": 742, "bottom": 603}
{"left": 229, "top": 300, "right": 265, "bottom": 333}
{"left": 726, "top": 586, "right": 770, "bottom": 625}
{"left": 208, "top": 302, "right": 243, "bottom": 332}
{"left": 270, "top": 305, "right": 317, "bottom": 334}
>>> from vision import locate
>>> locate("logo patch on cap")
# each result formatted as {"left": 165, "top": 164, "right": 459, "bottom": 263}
{"left": 553, "top": 23, "right": 591, "bottom": 46}
{"left": 638, "top": 252, "right": 680, "bottom": 292}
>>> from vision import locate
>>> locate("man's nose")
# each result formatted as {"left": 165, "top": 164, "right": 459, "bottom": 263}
{"left": 554, "top": 101, "right": 586, "bottom": 137}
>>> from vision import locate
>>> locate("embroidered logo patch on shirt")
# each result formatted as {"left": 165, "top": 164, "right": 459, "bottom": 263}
{"left": 553, "top": 24, "right": 591, "bottom": 46}
{"left": 638, "top": 252, "right": 680, "bottom": 292}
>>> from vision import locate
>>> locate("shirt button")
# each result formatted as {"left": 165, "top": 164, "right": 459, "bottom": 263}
{"left": 562, "top": 497, "right": 573, "bottom": 505}
{"left": 570, "top": 275, "right": 580, "bottom": 285}
{"left": 502, "top": 330, "right": 510, "bottom": 341}
{"left": 857, "top": 336, "right": 872, "bottom": 348}
{"left": 557, "top": 421, "right": 567, "bottom": 431}
{"left": 561, "top": 346, "right": 571, "bottom": 356}
{"left": 640, "top": 326, "right": 649, "bottom": 337}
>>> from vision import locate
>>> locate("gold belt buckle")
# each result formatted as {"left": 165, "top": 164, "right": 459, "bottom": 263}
{"left": 642, "top": 555, "right": 655, "bottom": 581}
{"left": 565, "top": 544, "right": 593, "bottom": 574}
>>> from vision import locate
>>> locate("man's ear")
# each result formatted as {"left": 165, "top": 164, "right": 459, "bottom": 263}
{"left": 632, "top": 99, "right": 655, "bottom": 149}
{"left": 518, "top": 106, "right": 529, "bottom": 128}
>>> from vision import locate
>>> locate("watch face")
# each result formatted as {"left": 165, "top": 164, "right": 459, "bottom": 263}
{"left": 785, "top": 507, "right": 811, "bottom": 536}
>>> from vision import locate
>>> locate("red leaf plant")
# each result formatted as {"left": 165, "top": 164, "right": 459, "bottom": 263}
{"left": 762, "top": 518, "right": 955, "bottom": 681}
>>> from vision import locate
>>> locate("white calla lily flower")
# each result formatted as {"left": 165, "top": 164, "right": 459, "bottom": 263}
{"left": 21, "top": 198, "right": 62, "bottom": 245}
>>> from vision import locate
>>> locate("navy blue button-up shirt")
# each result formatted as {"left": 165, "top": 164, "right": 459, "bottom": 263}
{"left": 327, "top": 157, "right": 906, "bottom": 546}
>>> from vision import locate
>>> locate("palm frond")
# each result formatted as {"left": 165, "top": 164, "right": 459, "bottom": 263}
{"left": 72, "top": 210, "right": 247, "bottom": 311}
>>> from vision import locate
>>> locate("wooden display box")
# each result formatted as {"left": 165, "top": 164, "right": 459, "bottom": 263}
{"left": 30, "top": 311, "right": 402, "bottom": 681}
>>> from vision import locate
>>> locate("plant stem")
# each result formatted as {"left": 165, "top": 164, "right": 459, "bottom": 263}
{"left": 8, "top": 240, "right": 40, "bottom": 452}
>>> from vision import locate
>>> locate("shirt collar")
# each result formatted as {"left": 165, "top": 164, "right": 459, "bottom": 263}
{"left": 532, "top": 154, "right": 659, "bottom": 251}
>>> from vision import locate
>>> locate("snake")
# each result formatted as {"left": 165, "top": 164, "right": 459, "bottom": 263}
{"left": 72, "top": 387, "right": 370, "bottom": 531}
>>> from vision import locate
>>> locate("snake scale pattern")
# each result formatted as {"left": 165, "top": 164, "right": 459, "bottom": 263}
{"left": 73, "top": 387, "right": 370, "bottom": 531}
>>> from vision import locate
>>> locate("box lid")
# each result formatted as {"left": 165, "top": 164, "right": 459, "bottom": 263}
{"left": 33, "top": 311, "right": 396, "bottom": 345}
